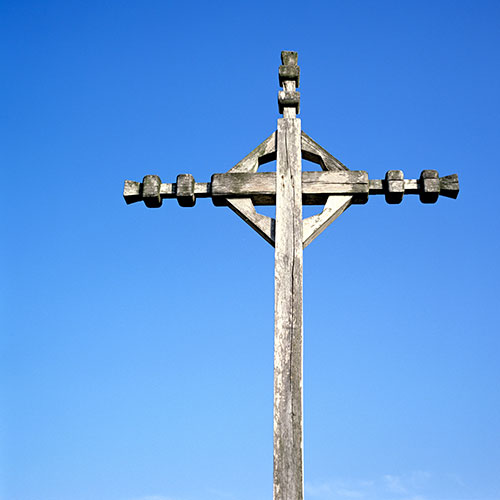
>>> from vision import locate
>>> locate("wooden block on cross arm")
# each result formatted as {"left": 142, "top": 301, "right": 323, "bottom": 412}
{"left": 420, "top": 170, "right": 440, "bottom": 204}
{"left": 385, "top": 170, "right": 405, "bottom": 204}
{"left": 142, "top": 175, "right": 162, "bottom": 208}
{"left": 176, "top": 174, "right": 196, "bottom": 207}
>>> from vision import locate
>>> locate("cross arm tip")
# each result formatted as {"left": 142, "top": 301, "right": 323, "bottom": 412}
{"left": 122, "top": 176, "right": 163, "bottom": 208}
{"left": 123, "top": 180, "right": 141, "bottom": 204}
{"left": 438, "top": 173, "right": 460, "bottom": 199}
{"left": 123, "top": 173, "right": 212, "bottom": 208}
{"left": 365, "top": 170, "right": 459, "bottom": 204}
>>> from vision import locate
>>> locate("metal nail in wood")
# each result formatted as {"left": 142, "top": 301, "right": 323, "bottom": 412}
{"left": 123, "top": 51, "right": 459, "bottom": 500}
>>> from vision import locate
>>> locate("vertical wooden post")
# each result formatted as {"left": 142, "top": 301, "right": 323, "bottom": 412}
{"left": 273, "top": 105, "right": 303, "bottom": 500}
{"left": 122, "top": 50, "right": 460, "bottom": 500}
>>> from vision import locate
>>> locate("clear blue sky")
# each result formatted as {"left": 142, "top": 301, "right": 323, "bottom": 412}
{"left": 2, "top": 1, "right": 499, "bottom": 500}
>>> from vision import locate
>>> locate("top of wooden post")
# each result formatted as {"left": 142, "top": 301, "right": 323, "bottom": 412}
{"left": 278, "top": 51, "right": 300, "bottom": 117}
{"left": 281, "top": 51, "right": 298, "bottom": 66}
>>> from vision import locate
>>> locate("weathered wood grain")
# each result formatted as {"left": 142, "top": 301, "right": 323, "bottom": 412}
{"left": 123, "top": 180, "right": 142, "bottom": 204}
{"left": 301, "top": 132, "right": 348, "bottom": 171}
{"left": 302, "top": 171, "right": 368, "bottom": 205}
{"left": 303, "top": 195, "right": 352, "bottom": 248}
{"left": 225, "top": 197, "right": 275, "bottom": 246}
{"left": 279, "top": 52, "right": 300, "bottom": 118}
{"left": 281, "top": 50, "right": 298, "bottom": 66}
{"left": 125, "top": 171, "right": 458, "bottom": 207}
{"left": 223, "top": 132, "right": 278, "bottom": 244}
{"left": 385, "top": 170, "right": 404, "bottom": 204}
{"left": 278, "top": 88, "right": 300, "bottom": 115}
{"left": 158, "top": 182, "right": 211, "bottom": 198}
{"left": 420, "top": 169, "right": 440, "bottom": 204}
{"left": 369, "top": 178, "right": 419, "bottom": 195}
{"left": 211, "top": 172, "right": 276, "bottom": 205}
{"left": 274, "top": 117, "right": 303, "bottom": 500}
{"left": 176, "top": 174, "right": 196, "bottom": 207}
{"left": 211, "top": 170, "right": 368, "bottom": 205}
{"left": 439, "top": 173, "right": 459, "bottom": 199}
{"left": 121, "top": 52, "right": 461, "bottom": 500}
{"left": 142, "top": 175, "right": 162, "bottom": 208}
{"left": 279, "top": 64, "right": 300, "bottom": 86}
{"left": 228, "top": 132, "right": 276, "bottom": 173}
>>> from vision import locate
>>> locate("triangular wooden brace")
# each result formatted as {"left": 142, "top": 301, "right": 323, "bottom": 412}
{"left": 224, "top": 133, "right": 277, "bottom": 245}
{"left": 301, "top": 131, "right": 349, "bottom": 171}
{"left": 301, "top": 131, "right": 352, "bottom": 246}
{"left": 228, "top": 132, "right": 276, "bottom": 173}
{"left": 226, "top": 198, "right": 275, "bottom": 246}
{"left": 303, "top": 195, "right": 351, "bottom": 248}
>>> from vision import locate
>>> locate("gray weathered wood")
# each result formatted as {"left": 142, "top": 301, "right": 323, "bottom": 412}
{"left": 124, "top": 171, "right": 458, "bottom": 207}
{"left": 122, "top": 51, "right": 460, "bottom": 500}
{"left": 278, "top": 88, "right": 300, "bottom": 115}
{"left": 420, "top": 169, "right": 440, "bottom": 204}
{"left": 369, "top": 175, "right": 459, "bottom": 200}
{"left": 211, "top": 172, "right": 277, "bottom": 205}
{"left": 299, "top": 131, "right": 354, "bottom": 245}
{"left": 274, "top": 116, "right": 303, "bottom": 500}
{"left": 225, "top": 197, "right": 275, "bottom": 246}
{"left": 224, "top": 133, "right": 277, "bottom": 244}
{"left": 385, "top": 170, "right": 404, "bottom": 204}
{"left": 228, "top": 132, "right": 276, "bottom": 173}
{"left": 301, "top": 171, "right": 368, "bottom": 204}
{"left": 279, "top": 51, "right": 300, "bottom": 118}
{"left": 439, "top": 173, "right": 459, "bottom": 199}
{"left": 301, "top": 131, "right": 348, "bottom": 171}
{"left": 303, "top": 195, "right": 352, "bottom": 247}
{"left": 211, "top": 170, "right": 368, "bottom": 205}
{"left": 123, "top": 180, "right": 142, "bottom": 204}
{"left": 275, "top": 58, "right": 304, "bottom": 500}
{"left": 142, "top": 175, "right": 162, "bottom": 208}
{"left": 279, "top": 64, "right": 300, "bottom": 86}
{"left": 176, "top": 174, "right": 196, "bottom": 207}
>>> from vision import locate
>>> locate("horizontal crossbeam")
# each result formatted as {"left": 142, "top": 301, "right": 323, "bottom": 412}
{"left": 124, "top": 170, "right": 459, "bottom": 207}
{"left": 212, "top": 171, "right": 368, "bottom": 205}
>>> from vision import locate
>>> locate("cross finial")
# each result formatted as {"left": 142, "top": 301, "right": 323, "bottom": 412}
{"left": 278, "top": 50, "right": 300, "bottom": 117}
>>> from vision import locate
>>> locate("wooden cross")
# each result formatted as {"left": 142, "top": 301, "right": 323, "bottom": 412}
{"left": 123, "top": 51, "right": 459, "bottom": 500}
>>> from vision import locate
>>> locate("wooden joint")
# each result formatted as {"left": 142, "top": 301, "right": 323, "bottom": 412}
{"left": 350, "top": 191, "right": 369, "bottom": 205}
{"left": 142, "top": 175, "right": 162, "bottom": 208}
{"left": 212, "top": 171, "right": 369, "bottom": 206}
{"left": 210, "top": 174, "right": 227, "bottom": 206}
{"left": 278, "top": 90, "right": 300, "bottom": 114}
{"left": 420, "top": 170, "right": 440, "bottom": 204}
{"left": 279, "top": 65, "right": 300, "bottom": 87}
{"left": 385, "top": 170, "right": 405, "bottom": 204}
{"left": 176, "top": 174, "right": 196, "bottom": 207}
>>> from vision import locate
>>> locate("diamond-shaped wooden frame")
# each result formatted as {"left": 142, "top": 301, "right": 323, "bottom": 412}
{"left": 224, "top": 131, "right": 353, "bottom": 247}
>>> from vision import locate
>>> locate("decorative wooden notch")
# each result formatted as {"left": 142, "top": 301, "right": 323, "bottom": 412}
{"left": 123, "top": 51, "right": 459, "bottom": 500}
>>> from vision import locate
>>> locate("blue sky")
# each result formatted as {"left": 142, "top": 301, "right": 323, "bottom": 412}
{"left": 1, "top": 1, "right": 499, "bottom": 499}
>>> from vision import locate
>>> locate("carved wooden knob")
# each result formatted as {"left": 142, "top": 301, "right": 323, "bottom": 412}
{"left": 385, "top": 170, "right": 405, "bottom": 204}
{"left": 420, "top": 170, "right": 440, "bottom": 204}
{"left": 142, "top": 175, "right": 162, "bottom": 208}
{"left": 176, "top": 174, "right": 196, "bottom": 207}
